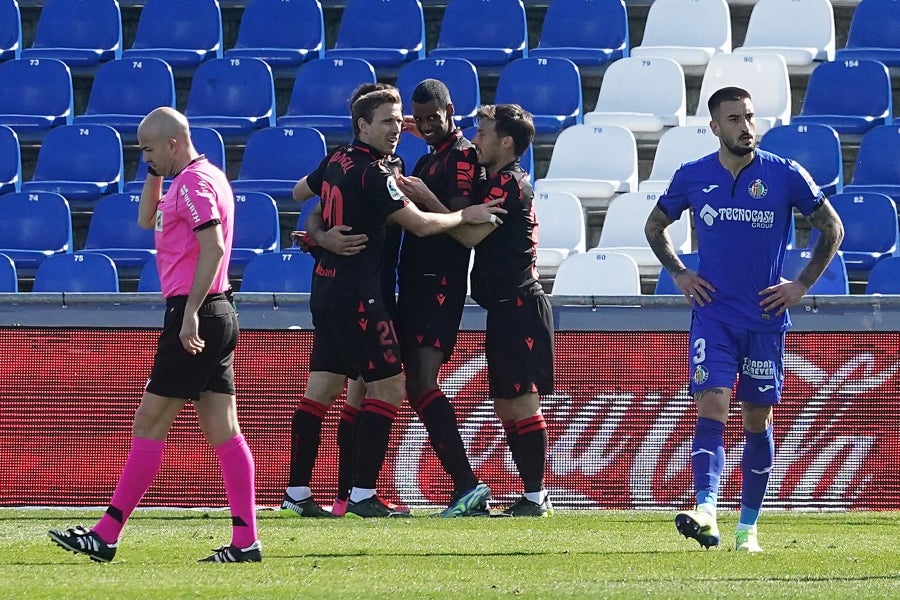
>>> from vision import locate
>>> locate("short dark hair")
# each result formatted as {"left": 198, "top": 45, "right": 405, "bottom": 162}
{"left": 411, "top": 78, "right": 451, "bottom": 108}
{"left": 707, "top": 86, "right": 752, "bottom": 118}
{"left": 351, "top": 87, "right": 402, "bottom": 137}
{"left": 476, "top": 103, "right": 535, "bottom": 157}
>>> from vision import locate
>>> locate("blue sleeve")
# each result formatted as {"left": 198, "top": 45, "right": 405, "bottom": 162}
{"left": 787, "top": 160, "right": 825, "bottom": 217}
{"left": 657, "top": 167, "right": 691, "bottom": 221}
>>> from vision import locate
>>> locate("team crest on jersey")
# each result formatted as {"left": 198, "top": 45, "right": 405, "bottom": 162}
{"left": 748, "top": 179, "right": 768, "bottom": 199}
{"left": 692, "top": 365, "right": 709, "bottom": 385}
{"left": 385, "top": 175, "right": 403, "bottom": 201}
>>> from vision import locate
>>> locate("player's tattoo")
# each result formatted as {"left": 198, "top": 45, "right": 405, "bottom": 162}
{"left": 644, "top": 206, "right": 688, "bottom": 276}
{"left": 797, "top": 202, "right": 845, "bottom": 289}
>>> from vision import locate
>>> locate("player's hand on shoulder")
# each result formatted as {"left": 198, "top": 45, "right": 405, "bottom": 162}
{"left": 461, "top": 198, "right": 507, "bottom": 226}
{"left": 397, "top": 175, "right": 442, "bottom": 212}
{"left": 674, "top": 269, "right": 715, "bottom": 307}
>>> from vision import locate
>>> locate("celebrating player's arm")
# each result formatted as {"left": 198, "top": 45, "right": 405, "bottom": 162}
{"left": 389, "top": 188, "right": 505, "bottom": 237}
{"left": 645, "top": 205, "right": 716, "bottom": 306}
{"left": 291, "top": 175, "right": 369, "bottom": 256}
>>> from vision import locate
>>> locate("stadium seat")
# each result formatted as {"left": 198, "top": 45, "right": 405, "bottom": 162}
{"left": 759, "top": 123, "right": 843, "bottom": 196}
{"left": 591, "top": 191, "right": 691, "bottom": 270}
{"left": 137, "top": 258, "right": 160, "bottom": 293}
{"left": 533, "top": 191, "right": 585, "bottom": 277}
{"left": 806, "top": 192, "right": 898, "bottom": 279}
{"left": 583, "top": 57, "right": 686, "bottom": 132}
{"left": 185, "top": 57, "right": 276, "bottom": 143}
{"left": 230, "top": 191, "right": 280, "bottom": 277}
{"left": 429, "top": 0, "right": 527, "bottom": 70}
{"left": 294, "top": 197, "right": 320, "bottom": 235}
{"left": 240, "top": 251, "right": 315, "bottom": 293}
{"left": 0, "top": 0, "right": 21, "bottom": 62}
{"left": 630, "top": 0, "right": 731, "bottom": 67}
{"left": 276, "top": 57, "right": 377, "bottom": 142}
{"left": 20, "top": 0, "right": 121, "bottom": 69}
{"left": 0, "top": 191, "right": 72, "bottom": 275}
{"left": 396, "top": 133, "right": 429, "bottom": 175}
{"left": 835, "top": 0, "right": 900, "bottom": 67}
{"left": 395, "top": 58, "right": 480, "bottom": 128}
{"left": 655, "top": 252, "right": 700, "bottom": 295}
{"left": 734, "top": 0, "right": 835, "bottom": 65}
{"left": 789, "top": 59, "right": 892, "bottom": 136}
{"left": 534, "top": 124, "right": 638, "bottom": 209}
{"left": 73, "top": 57, "right": 176, "bottom": 141}
{"left": 0, "top": 252, "right": 16, "bottom": 292}
{"left": 231, "top": 126, "right": 327, "bottom": 207}
{"left": 686, "top": 53, "right": 791, "bottom": 135}
{"left": 865, "top": 256, "right": 900, "bottom": 294}
{"left": 224, "top": 0, "right": 325, "bottom": 77}
{"left": 843, "top": 125, "right": 900, "bottom": 201}
{"left": 494, "top": 57, "right": 582, "bottom": 141}
{"left": 32, "top": 253, "right": 119, "bottom": 293}
{"left": 0, "top": 58, "right": 72, "bottom": 141}
{"left": 78, "top": 193, "right": 155, "bottom": 277}
{"left": 528, "top": 0, "right": 628, "bottom": 70}
{"left": 551, "top": 251, "right": 641, "bottom": 296}
{"left": 639, "top": 125, "right": 720, "bottom": 192}
{"left": 20, "top": 124, "right": 123, "bottom": 211}
{"left": 0, "top": 124, "right": 21, "bottom": 195}
{"left": 126, "top": 126, "right": 225, "bottom": 193}
{"left": 781, "top": 249, "right": 849, "bottom": 295}
{"left": 325, "top": 0, "right": 425, "bottom": 70}
{"left": 121, "top": 0, "right": 222, "bottom": 74}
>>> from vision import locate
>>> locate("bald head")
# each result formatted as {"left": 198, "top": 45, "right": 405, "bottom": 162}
{"left": 137, "top": 107, "right": 198, "bottom": 178}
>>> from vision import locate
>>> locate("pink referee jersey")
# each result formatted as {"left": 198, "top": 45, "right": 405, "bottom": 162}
{"left": 154, "top": 157, "right": 234, "bottom": 298}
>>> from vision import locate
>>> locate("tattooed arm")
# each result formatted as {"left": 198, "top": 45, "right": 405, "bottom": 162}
{"left": 645, "top": 206, "right": 715, "bottom": 305}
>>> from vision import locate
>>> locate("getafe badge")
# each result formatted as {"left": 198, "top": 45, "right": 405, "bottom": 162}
{"left": 748, "top": 179, "right": 768, "bottom": 199}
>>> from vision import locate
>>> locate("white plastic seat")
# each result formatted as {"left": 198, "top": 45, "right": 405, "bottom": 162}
{"left": 590, "top": 192, "right": 691, "bottom": 269}
{"left": 534, "top": 124, "right": 637, "bottom": 209}
{"left": 583, "top": 56, "right": 686, "bottom": 132}
{"left": 630, "top": 0, "right": 731, "bottom": 67}
{"left": 533, "top": 190, "right": 586, "bottom": 276}
{"left": 734, "top": 0, "right": 835, "bottom": 66}
{"left": 639, "top": 125, "right": 720, "bottom": 192}
{"left": 551, "top": 251, "right": 641, "bottom": 296}
{"left": 685, "top": 52, "right": 791, "bottom": 135}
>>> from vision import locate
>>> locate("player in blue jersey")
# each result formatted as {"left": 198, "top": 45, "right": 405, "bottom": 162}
{"left": 644, "top": 87, "right": 844, "bottom": 552}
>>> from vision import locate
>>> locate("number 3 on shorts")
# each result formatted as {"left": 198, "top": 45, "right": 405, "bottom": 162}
{"left": 692, "top": 338, "right": 706, "bottom": 364}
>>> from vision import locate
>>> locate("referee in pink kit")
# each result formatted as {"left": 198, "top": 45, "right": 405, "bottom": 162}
{"left": 49, "top": 107, "right": 261, "bottom": 564}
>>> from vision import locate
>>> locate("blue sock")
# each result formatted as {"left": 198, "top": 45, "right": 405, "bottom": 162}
{"left": 740, "top": 426, "right": 774, "bottom": 527}
{"left": 692, "top": 417, "right": 726, "bottom": 508}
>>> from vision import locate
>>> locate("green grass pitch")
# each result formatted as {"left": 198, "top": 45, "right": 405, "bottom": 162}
{"left": 3, "top": 509, "right": 899, "bottom": 599}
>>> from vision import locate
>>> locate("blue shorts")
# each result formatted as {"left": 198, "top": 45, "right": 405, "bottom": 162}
{"left": 688, "top": 313, "right": 785, "bottom": 405}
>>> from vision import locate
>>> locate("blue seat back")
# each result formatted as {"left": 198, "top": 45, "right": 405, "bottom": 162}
{"left": 234, "top": 0, "right": 324, "bottom": 56}
{"left": 0, "top": 252, "right": 16, "bottom": 291}
{"left": 782, "top": 249, "right": 849, "bottom": 294}
{"left": 284, "top": 58, "right": 377, "bottom": 117}
{"left": 233, "top": 191, "right": 280, "bottom": 253}
{"left": 435, "top": 0, "right": 527, "bottom": 61}
{"left": 130, "top": 0, "right": 222, "bottom": 55}
{"left": 808, "top": 192, "right": 898, "bottom": 255}
{"left": 655, "top": 252, "right": 701, "bottom": 294}
{"left": 0, "top": 124, "right": 21, "bottom": 194}
{"left": 332, "top": 0, "right": 424, "bottom": 59}
{"left": 237, "top": 126, "right": 326, "bottom": 181}
{"left": 186, "top": 57, "right": 275, "bottom": 123}
{"left": 0, "top": 191, "right": 72, "bottom": 254}
{"left": 535, "top": 0, "right": 628, "bottom": 62}
{"left": 396, "top": 133, "right": 429, "bottom": 175}
{"left": 0, "top": 0, "right": 21, "bottom": 61}
{"left": 33, "top": 253, "right": 119, "bottom": 292}
{"left": 83, "top": 58, "right": 175, "bottom": 116}
{"left": 84, "top": 193, "right": 155, "bottom": 251}
{"left": 800, "top": 59, "right": 891, "bottom": 122}
{"left": 850, "top": 125, "right": 900, "bottom": 186}
{"left": 759, "top": 123, "right": 843, "bottom": 195}
{"left": 294, "top": 198, "right": 319, "bottom": 236}
{"left": 395, "top": 58, "right": 480, "bottom": 127}
{"left": 137, "top": 258, "right": 161, "bottom": 292}
{"left": 240, "top": 251, "right": 315, "bottom": 292}
{"left": 494, "top": 57, "right": 582, "bottom": 132}
{"left": 0, "top": 58, "right": 73, "bottom": 128}
{"left": 844, "top": 0, "right": 900, "bottom": 49}
{"left": 31, "top": 124, "right": 123, "bottom": 187}
{"left": 865, "top": 256, "right": 900, "bottom": 294}
{"left": 27, "top": 0, "right": 122, "bottom": 62}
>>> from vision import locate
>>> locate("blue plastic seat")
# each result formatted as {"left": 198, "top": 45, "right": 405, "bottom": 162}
{"left": 782, "top": 249, "right": 849, "bottom": 295}
{"left": 294, "top": 197, "right": 319, "bottom": 236}
{"left": 240, "top": 251, "right": 315, "bottom": 292}
{"left": 0, "top": 252, "right": 17, "bottom": 292}
{"left": 0, "top": 0, "right": 21, "bottom": 62}
{"left": 834, "top": 0, "right": 900, "bottom": 67}
{"left": 126, "top": 126, "right": 225, "bottom": 193}
{"left": 0, "top": 124, "right": 21, "bottom": 195}
{"left": 32, "top": 253, "right": 119, "bottom": 292}
{"left": 843, "top": 125, "right": 900, "bottom": 201}
{"left": 396, "top": 133, "right": 429, "bottom": 175}
{"left": 807, "top": 192, "right": 898, "bottom": 278}
{"left": 230, "top": 191, "right": 280, "bottom": 277}
{"left": 20, "top": 0, "right": 121, "bottom": 70}
{"left": 759, "top": 123, "right": 843, "bottom": 196}
{"left": 325, "top": 0, "right": 425, "bottom": 70}
{"left": 789, "top": 59, "right": 892, "bottom": 135}
{"left": 655, "top": 252, "right": 701, "bottom": 294}
{"left": 395, "top": 58, "right": 480, "bottom": 128}
{"left": 185, "top": 57, "right": 275, "bottom": 143}
{"left": 865, "top": 256, "right": 900, "bottom": 294}
{"left": 529, "top": 0, "right": 628, "bottom": 70}
{"left": 0, "top": 58, "right": 72, "bottom": 141}
{"left": 429, "top": 0, "right": 527, "bottom": 69}
{"left": 0, "top": 191, "right": 72, "bottom": 275}
{"left": 78, "top": 193, "right": 156, "bottom": 277}
{"left": 121, "top": 0, "right": 222, "bottom": 74}
{"left": 137, "top": 258, "right": 160, "bottom": 293}
{"left": 20, "top": 124, "right": 123, "bottom": 211}
{"left": 224, "top": 0, "right": 324, "bottom": 77}
{"left": 494, "top": 57, "right": 582, "bottom": 140}
{"left": 276, "top": 58, "right": 377, "bottom": 142}
{"left": 231, "top": 126, "right": 327, "bottom": 207}
{"left": 73, "top": 58, "right": 175, "bottom": 142}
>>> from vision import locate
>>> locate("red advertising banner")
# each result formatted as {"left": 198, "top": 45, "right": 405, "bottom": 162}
{"left": 1, "top": 328, "right": 898, "bottom": 509}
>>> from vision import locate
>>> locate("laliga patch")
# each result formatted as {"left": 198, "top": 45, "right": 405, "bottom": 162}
{"left": 155, "top": 209, "right": 163, "bottom": 232}
{"left": 748, "top": 178, "right": 768, "bottom": 199}
{"left": 385, "top": 175, "right": 403, "bottom": 201}
{"left": 692, "top": 365, "right": 709, "bottom": 385}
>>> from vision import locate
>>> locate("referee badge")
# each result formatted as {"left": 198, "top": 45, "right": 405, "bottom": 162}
{"left": 748, "top": 179, "right": 768, "bottom": 199}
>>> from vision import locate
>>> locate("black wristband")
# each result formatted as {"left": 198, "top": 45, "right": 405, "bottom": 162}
{"left": 147, "top": 165, "right": 161, "bottom": 177}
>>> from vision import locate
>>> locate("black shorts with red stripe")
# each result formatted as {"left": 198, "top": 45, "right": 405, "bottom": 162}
{"left": 309, "top": 305, "right": 403, "bottom": 382}
{"left": 485, "top": 292, "right": 554, "bottom": 399}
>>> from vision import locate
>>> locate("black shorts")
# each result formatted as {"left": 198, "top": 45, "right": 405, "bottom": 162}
{"left": 310, "top": 305, "right": 403, "bottom": 382}
{"left": 395, "top": 271, "right": 467, "bottom": 363}
{"left": 485, "top": 293, "right": 554, "bottom": 399}
{"left": 146, "top": 293, "right": 238, "bottom": 400}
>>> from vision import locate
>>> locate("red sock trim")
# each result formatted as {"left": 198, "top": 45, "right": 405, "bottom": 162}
{"left": 299, "top": 396, "right": 328, "bottom": 419}
{"left": 339, "top": 403, "right": 359, "bottom": 423}
{"left": 502, "top": 419, "right": 518, "bottom": 434}
{"left": 412, "top": 388, "right": 443, "bottom": 413}
{"left": 517, "top": 414, "right": 546, "bottom": 435}
{"left": 361, "top": 398, "right": 399, "bottom": 419}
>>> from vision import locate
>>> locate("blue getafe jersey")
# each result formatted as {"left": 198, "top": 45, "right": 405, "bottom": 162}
{"left": 658, "top": 149, "right": 824, "bottom": 332}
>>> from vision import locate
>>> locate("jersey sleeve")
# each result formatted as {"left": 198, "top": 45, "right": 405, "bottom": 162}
{"left": 786, "top": 159, "right": 825, "bottom": 217}
{"left": 656, "top": 167, "right": 691, "bottom": 220}
{"left": 305, "top": 153, "right": 332, "bottom": 197}
{"left": 449, "top": 146, "right": 478, "bottom": 205}
{"left": 176, "top": 170, "right": 221, "bottom": 230}
{"left": 364, "top": 162, "right": 409, "bottom": 219}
